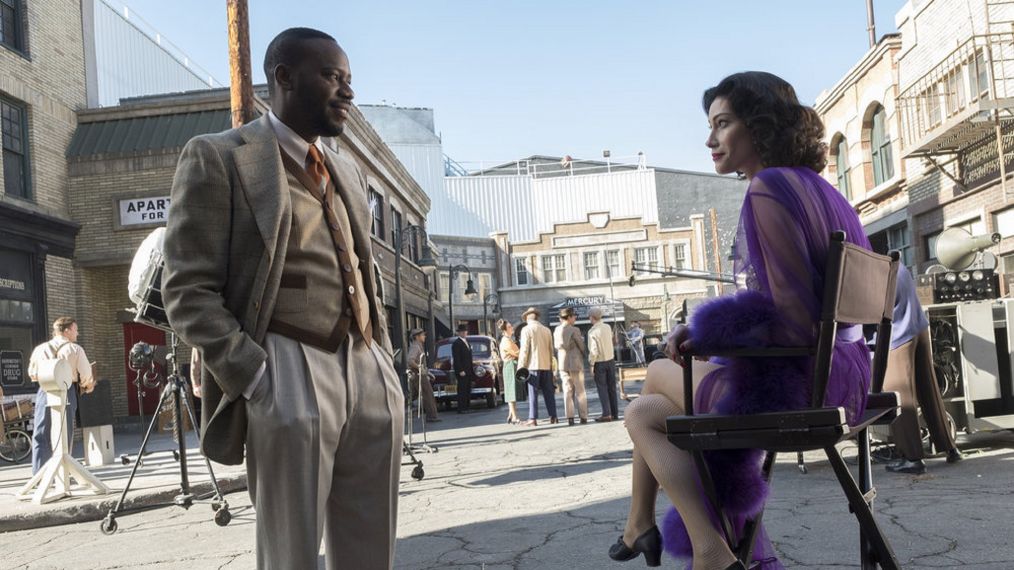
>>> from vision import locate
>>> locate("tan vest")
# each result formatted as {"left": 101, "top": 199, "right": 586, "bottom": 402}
{"left": 267, "top": 151, "right": 372, "bottom": 352}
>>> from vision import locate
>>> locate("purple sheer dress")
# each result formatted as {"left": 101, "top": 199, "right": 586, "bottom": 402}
{"left": 661, "top": 167, "right": 873, "bottom": 569}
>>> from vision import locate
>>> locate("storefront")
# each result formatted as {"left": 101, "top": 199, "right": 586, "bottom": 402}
{"left": 0, "top": 202, "right": 79, "bottom": 396}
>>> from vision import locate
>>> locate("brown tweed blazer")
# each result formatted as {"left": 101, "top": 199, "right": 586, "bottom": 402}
{"left": 163, "top": 115, "right": 393, "bottom": 465}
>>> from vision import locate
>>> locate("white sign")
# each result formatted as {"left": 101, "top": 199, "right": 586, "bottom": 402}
{"left": 119, "top": 197, "right": 171, "bottom": 226}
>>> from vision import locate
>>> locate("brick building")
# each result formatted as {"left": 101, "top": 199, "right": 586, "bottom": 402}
{"left": 816, "top": 34, "right": 911, "bottom": 266}
{"left": 429, "top": 234, "right": 502, "bottom": 337}
{"left": 1, "top": 0, "right": 86, "bottom": 395}
{"left": 64, "top": 88, "right": 434, "bottom": 420}
{"left": 818, "top": 0, "right": 1014, "bottom": 278}
{"left": 494, "top": 211, "right": 711, "bottom": 345}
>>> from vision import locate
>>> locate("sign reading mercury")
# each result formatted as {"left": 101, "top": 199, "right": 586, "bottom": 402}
{"left": 119, "top": 197, "right": 171, "bottom": 226}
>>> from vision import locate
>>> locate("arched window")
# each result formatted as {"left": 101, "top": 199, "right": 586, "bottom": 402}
{"left": 870, "top": 106, "right": 894, "bottom": 185}
{"left": 834, "top": 136, "right": 851, "bottom": 201}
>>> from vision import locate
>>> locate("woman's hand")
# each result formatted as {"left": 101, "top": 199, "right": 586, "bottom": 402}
{"left": 664, "top": 324, "right": 706, "bottom": 367}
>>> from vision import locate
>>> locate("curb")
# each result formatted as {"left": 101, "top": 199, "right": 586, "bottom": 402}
{"left": 0, "top": 473, "right": 247, "bottom": 533}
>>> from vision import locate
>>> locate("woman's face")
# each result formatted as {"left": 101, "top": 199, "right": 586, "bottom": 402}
{"left": 506, "top": 323, "right": 514, "bottom": 336}
{"left": 706, "top": 96, "right": 763, "bottom": 178}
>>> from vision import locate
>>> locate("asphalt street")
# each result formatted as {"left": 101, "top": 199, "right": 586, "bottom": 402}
{"left": 2, "top": 383, "right": 1013, "bottom": 569}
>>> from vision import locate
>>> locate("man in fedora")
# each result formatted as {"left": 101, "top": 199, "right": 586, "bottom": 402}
{"left": 518, "top": 307, "right": 557, "bottom": 426}
{"left": 451, "top": 324, "right": 476, "bottom": 413}
{"left": 554, "top": 307, "right": 588, "bottom": 425}
{"left": 407, "top": 328, "right": 439, "bottom": 422}
{"left": 163, "top": 28, "right": 403, "bottom": 569}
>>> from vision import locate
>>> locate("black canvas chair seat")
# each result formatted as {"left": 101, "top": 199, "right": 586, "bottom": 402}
{"left": 667, "top": 392, "right": 900, "bottom": 453}
{"left": 665, "top": 233, "right": 903, "bottom": 570}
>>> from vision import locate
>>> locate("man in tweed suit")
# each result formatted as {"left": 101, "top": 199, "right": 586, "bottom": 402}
{"left": 163, "top": 28, "right": 403, "bottom": 570}
{"left": 554, "top": 307, "right": 588, "bottom": 425}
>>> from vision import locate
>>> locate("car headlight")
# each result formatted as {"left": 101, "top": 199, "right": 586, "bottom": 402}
{"left": 474, "top": 365, "right": 486, "bottom": 377}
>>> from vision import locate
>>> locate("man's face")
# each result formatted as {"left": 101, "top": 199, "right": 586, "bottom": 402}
{"left": 65, "top": 323, "right": 79, "bottom": 342}
{"left": 287, "top": 39, "right": 354, "bottom": 138}
{"left": 417, "top": 333, "right": 427, "bottom": 344}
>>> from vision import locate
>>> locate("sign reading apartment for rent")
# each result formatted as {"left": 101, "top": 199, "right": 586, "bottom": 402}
{"left": 119, "top": 196, "right": 171, "bottom": 226}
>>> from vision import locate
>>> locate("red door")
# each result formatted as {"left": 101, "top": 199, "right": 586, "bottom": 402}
{"left": 123, "top": 323, "right": 166, "bottom": 416}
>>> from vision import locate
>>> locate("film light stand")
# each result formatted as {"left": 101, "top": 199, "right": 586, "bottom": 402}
{"left": 406, "top": 360, "right": 438, "bottom": 455}
{"left": 99, "top": 334, "right": 230, "bottom": 535}
{"left": 17, "top": 359, "right": 110, "bottom": 504}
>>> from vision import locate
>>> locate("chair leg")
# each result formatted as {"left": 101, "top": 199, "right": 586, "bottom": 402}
{"left": 797, "top": 451, "right": 807, "bottom": 474}
{"left": 736, "top": 451, "right": 777, "bottom": 563}
{"left": 825, "top": 445, "right": 900, "bottom": 570}
{"left": 691, "top": 449, "right": 736, "bottom": 548}
{"left": 857, "top": 428, "right": 876, "bottom": 570}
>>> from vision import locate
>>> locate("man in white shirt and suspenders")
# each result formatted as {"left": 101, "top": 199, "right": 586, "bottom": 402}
{"left": 27, "top": 317, "right": 95, "bottom": 474}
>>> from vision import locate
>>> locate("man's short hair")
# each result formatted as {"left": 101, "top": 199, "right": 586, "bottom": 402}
{"left": 52, "top": 317, "right": 76, "bottom": 335}
{"left": 588, "top": 308, "right": 603, "bottom": 320}
{"left": 263, "top": 27, "right": 338, "bottom": 94}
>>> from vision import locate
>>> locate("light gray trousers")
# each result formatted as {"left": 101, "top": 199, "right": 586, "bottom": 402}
{"left": 246, "top": 331, "right": 404, "bottom": 570}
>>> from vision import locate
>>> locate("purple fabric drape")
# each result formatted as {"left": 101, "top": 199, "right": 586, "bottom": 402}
{"left": 663, "top": 167, "right": 873, "bottom": 569}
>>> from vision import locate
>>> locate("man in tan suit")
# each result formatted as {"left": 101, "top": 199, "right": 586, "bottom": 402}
{"left": 517, "top": 307, "right": 557, "bottom": 426}
{"left": 554, "top": 308, "right": 588, "bottom": 425}
{"left": 163, "top": 28, "right": 403, "bottom": 570}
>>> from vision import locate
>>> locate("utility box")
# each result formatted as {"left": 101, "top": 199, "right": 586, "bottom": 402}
{"left": 84, "top": 425, "right": 115, "bottom": 466}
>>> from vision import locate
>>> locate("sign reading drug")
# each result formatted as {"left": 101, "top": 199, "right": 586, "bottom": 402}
{"left": 1, "top": 351, "right": 24, "bottom": 387}
{"left": 118, "top": 197, "right": 171, "bottom": 226}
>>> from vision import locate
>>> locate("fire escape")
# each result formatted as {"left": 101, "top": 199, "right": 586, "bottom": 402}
{"left": 897, "top": 0, "right": 1014, "bottom": 201}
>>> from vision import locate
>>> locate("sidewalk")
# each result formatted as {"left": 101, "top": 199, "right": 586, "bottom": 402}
{"left": 0, "top": 426, "right": 246, "bottom": 533}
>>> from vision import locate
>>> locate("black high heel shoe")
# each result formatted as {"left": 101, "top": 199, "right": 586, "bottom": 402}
{"left": 608, "top": 525, "right": 662, "bottom": 567}
{"left": 724, "top": 561, "right": 746, "bottom": 570}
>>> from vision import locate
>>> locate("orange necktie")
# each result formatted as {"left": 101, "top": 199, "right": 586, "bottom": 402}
{"left": 307, "top": 145, "right": 330, "bottom": 189}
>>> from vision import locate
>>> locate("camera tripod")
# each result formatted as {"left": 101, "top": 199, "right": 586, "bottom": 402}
{"left": 100, "top": 334, "right": 230, "bottom": 534}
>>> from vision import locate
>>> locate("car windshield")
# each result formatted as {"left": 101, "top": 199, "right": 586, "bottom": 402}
{"left": 436, "top": 339, "right": 491, "bottom": 359}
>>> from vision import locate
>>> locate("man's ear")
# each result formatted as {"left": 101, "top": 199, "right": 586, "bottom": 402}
{"left": 273, "top": 64, "right": 294, "bottom": 91}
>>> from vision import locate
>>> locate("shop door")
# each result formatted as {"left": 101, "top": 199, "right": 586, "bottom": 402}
{"left": 123, "top": 322, "right": 165, "bottom": 416}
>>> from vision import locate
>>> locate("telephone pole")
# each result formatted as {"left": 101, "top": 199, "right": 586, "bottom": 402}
{"left": 227, "top": 0, "right": 255, "bottom": 127}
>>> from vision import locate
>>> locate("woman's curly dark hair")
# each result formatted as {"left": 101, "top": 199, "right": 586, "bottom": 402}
{"left": 703, "top": 71, "right": 827, "bottom": 173}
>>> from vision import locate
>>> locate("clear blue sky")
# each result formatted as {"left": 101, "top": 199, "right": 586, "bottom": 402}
{"left": 118, "top": 0, "right": 906, "bottom": 173}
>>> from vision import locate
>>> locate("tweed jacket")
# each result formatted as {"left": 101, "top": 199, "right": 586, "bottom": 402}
{"left": 553, "top": 322, "right": 587, "bottom": 372}
{"left": 518, "top": 320, "right": 554, "bottom": 372}
{"left": 162, "top": 115, "right": 393, "bottom": 465}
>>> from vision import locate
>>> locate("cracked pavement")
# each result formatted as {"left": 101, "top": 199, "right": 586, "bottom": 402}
{"left": 2, "top": 385, "right": 1013, "bottom": 569}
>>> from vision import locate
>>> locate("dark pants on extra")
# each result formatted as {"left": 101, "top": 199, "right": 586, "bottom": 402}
{"left": 594, "top": 360, "right": 619, "bottom": 418}
{"left": 527, "top": 370, "right": 557, "bottom": 420}
{"left": 457, "top": 372, "right": 474, "bottom": 411}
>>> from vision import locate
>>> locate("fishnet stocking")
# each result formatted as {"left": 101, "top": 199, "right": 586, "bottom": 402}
{"left": 623, "top": 393, "right": 737, "bottom": 570}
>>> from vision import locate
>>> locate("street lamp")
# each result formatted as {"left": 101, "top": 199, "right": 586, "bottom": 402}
{"left": 482, "top": 293, "right": 500, "bottom": 336}
{"left": 394, "top": 224, "right": 436, "bottom": 391}
{"left": 447, "top": 263, "right": 477, "bottom": 331}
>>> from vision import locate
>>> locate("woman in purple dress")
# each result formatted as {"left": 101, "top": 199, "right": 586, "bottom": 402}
{"left": 608, "top": 72, "right": 873, "bottom": 570}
